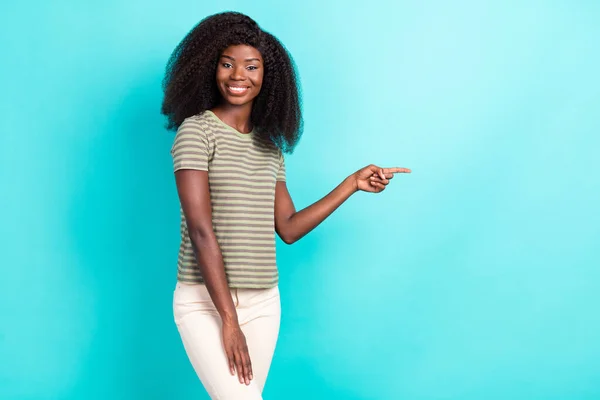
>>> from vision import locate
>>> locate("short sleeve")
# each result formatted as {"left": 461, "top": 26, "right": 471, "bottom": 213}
{"left": 171, "top": 117, "right": 213, "bottom": 172}
{"left": 276, "top": 151, "right": 286, "bottom": 182}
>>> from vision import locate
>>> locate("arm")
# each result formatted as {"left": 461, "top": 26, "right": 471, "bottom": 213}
{"left": 274, "top": 176, "right": 356, "bottom": 244}
{"left": 175, "top": 169, "right": 237, "bottom": 324}
{"left": 275, "top": 165, "right": 411, "bottom": 244}
{"left": 175, "top": 169, "right": 253, "bottom": 385}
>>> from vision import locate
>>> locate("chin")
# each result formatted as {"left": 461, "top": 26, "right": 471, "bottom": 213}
{"left": 228, "top": 97, "right": 250, "bottom": 105}
{"left": 222, "top": 95, "right": 255, "bottom": 107}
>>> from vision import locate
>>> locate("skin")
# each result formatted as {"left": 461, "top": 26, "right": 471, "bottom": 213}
{"left": 175, "top": 45, "right": 411, "bottom": 386}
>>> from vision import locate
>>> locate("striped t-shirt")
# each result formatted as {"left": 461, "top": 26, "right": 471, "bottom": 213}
{"left": 171, "top": 110, "right": 285, "bottom": 289}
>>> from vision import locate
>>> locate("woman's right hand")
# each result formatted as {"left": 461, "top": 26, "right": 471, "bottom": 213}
{"left": 222, "top": 320, "right": 253, "bottom": 385}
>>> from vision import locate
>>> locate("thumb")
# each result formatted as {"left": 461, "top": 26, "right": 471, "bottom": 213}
{"left": 367, "top": 164, "right": 385, "bottom": 180}
{"left": 366, "top": 164, "right": 381, "bottom": 174}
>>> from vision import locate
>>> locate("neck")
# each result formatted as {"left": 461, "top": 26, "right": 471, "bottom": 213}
{"left": 211, "top": 102, "right": 254, "bottom": 133}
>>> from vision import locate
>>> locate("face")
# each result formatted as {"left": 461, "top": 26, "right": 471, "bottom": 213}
{"left": 216, "top": 45, "right": 264, "bottom": 107}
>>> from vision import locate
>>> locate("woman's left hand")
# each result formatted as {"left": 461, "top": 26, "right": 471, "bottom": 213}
{"left": 352, "top": 164, "right": 411, "bottom": 193}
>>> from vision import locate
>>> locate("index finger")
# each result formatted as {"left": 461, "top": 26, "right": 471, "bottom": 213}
{"left": 383, "top": 167, "right": 411, "bottom": 174}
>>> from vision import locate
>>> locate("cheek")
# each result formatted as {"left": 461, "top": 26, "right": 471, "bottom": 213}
{"left": 254, "top": 72, "right": 264, "bottom": 89}
{"left": 215, "top": 68, "right": 228, "bottom": 84}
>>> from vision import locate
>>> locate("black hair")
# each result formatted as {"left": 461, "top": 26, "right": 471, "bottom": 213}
{"left": 161, "top": 12, "right": 302, "bottom": 153}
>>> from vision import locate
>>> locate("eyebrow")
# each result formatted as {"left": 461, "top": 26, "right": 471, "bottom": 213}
{"left": 220, "top": 54, "right": 262, "bottom": 63}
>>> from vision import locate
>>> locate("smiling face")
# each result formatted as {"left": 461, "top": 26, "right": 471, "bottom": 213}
{"left": 215, "top": 45, "right": 264, "bottom": 108}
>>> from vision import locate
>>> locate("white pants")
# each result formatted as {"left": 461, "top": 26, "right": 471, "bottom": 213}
{"left": 173, "top": 282, "right": 281, "bottom": 399}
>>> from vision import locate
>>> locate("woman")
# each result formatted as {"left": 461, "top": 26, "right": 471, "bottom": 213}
{"left": 161, "top": 11, "right": 410, "bottom": 400}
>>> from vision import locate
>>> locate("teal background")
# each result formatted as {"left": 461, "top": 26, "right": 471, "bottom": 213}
{"left": 1, "top": 1, "right": 599, "bottom": 399}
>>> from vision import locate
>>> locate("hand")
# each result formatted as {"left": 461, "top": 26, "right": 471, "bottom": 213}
{"left": 222, "top": 320, "right": 253, "bottom": 385}
{"left": 352, "top": 165, "right": 411, "bottom": 193}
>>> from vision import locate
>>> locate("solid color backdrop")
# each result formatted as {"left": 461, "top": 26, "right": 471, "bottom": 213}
{"left": 1, "top": 1, "right": 599, "bottom": 399}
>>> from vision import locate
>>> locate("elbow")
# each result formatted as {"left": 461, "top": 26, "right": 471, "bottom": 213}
{"left": 279, "top": 230, "right": 297, "bottom": 245}
{"left": 281, "top": 235, "right": 295, "bottom": 245}
{"left": 188, "top": 225, "right": 214, "bottom": 246}
{"left": 277, "top": 217, "right": 300, "bottom": 244}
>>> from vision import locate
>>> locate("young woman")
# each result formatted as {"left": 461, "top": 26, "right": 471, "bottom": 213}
{"left": 161, "top": 11, "right": 410, "bottom": 400}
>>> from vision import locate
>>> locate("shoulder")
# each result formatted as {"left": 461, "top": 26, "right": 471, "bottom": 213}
{"left": 179, "top": 111, "right": 211, "bottom": 130}
{"left": 171, "top": 112, "right": 218, "bottom": 156}
{"left": 177, "top": 112, "right": 217, "bottom": 140}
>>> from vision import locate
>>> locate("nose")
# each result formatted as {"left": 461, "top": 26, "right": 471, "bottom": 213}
{"left": 230, "top": 65, "right": 246, "bottom": 81}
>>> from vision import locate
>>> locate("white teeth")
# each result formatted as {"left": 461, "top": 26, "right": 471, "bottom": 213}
{"left": 228, "top": 86, "right": 248, "bottom": 92}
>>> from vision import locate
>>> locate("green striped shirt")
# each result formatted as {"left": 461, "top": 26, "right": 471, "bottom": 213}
{"left": 171, "top": 110, "right": 285, "bottom": 289}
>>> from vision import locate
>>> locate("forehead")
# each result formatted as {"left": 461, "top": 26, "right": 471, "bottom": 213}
{"left": 220, "top": 44, "right": 262, "bottom": 60}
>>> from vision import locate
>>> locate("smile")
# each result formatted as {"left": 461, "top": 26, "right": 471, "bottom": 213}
{"left": 226, "top": 85, "right": 250, "bottom": 95}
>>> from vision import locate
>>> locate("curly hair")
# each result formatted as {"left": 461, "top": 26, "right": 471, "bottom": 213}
{"left": 161, "top": 12, "right": 303, "bottom": 153}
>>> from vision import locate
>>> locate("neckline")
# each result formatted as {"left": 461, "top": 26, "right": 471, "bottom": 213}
{"left": 205, "top": 110, "right": 254, "bottom": 140}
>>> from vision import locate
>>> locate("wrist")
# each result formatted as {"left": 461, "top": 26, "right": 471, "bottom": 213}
{"left": 344, "top": 174, "right": 358, "bottom": 194}
{"left": 220, "top": 311, "right": 239, "bottom": 327}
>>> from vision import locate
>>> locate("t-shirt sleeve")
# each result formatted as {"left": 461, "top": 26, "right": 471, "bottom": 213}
{"left": 276, "top": 151, "right": 286, "bottom": 182}
{"left": 170, "top": 118, "right": 212, "bottom": 172}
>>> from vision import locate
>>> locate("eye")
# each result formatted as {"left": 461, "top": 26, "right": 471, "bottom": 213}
{"left": 247, "top": 65, "right": 258, "bottom": 71}
{"left": 221, "top": 62, "right": 233, "bottom": 68}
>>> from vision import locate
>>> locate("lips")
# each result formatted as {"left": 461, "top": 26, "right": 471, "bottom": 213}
{"left": 226, "top": 85, "right": 250, "bottom": 96}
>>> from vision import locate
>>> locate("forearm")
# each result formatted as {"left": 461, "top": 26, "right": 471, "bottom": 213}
{"left": 189, "top": 230, "right": 238, "bottom": 325}
{"left": 282, "top": 176, "right": 357, "bottom": 244}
